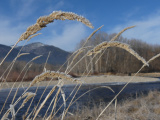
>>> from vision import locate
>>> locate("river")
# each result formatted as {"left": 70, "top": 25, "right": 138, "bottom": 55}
{"left": 0, "top": 81, "right": 160, "bottom": 119}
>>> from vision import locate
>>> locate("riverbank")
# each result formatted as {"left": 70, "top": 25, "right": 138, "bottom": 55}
{"left": 55, "top": 90, "right": 160, "bottom": 120}
{"left": 0, "top": 75, "right": 159, "bottom": 89}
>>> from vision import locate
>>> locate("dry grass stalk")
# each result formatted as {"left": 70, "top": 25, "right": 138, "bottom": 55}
{"left": 65, "top": 46, "right": 92, "bottom": 73}
{"left": 86, "top": 26, "right": 135, "bottom": 63}
{"left": 1, "top": 109, "right": 10, "bottom": 120}
{"left": 60, "top": 87, "right": 66, "bottom": 120}
{"left": 10, "top": 104, "right": 16, "bottom": 120}
{"left": 31, "top": 55, "right": 43, "bottom": 61}
{"left": 29, "top": 70, "right": 79, "bottom": 87}
{"left": 1, "top": 104, "right": 16, "bottom": 120}
{"left": 33, "top": 85, "right": 57, "bottom": 120}
{"left": 27, "top": 33, "right": 42, "bottom": 42}
{"left": 10, "top": 56, "right": 42, "bottom": 103}
{"left": 17, "top": 53, "right": 30, "bottom": 59}
{"left": 70, "top": 86, "right": 115, "bottom": 108}
{"left": 1, "top": 55, "right": 42, "bottom": 112}
{"left": 0, "top": 55, "right": 40, "bottom": 114}
{"left": 87, "top": 41, "right": 148, "bottom": 66}
{"left": 0, "top": 52, "right": 29, "bottom": 84}
{"left": 19, "top": 11, "right": 93, "bottom": 42}
{"left": 114, "top": 99, "right": 117, "bottom": 120}
{"left": 16, "top": 92, "right": 36, "bottom": 114}
{"left": 46, "top": 87, "right": 61, "bottom": 120}
{"left": 145, "top": 53, "right": 160, "bottom": 66}
{"left": 72, "top": 47, "right": 88, "bottom": 61}
{"left": 66, "top": 26, "right": 103, "bottom": 73}
{"left": 110, "top": 26, "right": 136, "bottom": 42}
{"left": 82, "top": 25, "right": 104, "bottom": 47}
{"left": 43, "top": 51, "right": 51, "bottom": 73}
{"left": 96, "top": 56, "right": 149, "bottom": 120}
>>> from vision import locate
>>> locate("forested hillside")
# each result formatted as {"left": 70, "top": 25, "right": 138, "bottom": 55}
{"left": 70, "top": 32, "right": 160, "bottom": 74}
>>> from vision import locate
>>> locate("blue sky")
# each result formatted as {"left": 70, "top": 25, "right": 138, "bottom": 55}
{"left": 0, "top": 0, "right": 160, "bottom": 51}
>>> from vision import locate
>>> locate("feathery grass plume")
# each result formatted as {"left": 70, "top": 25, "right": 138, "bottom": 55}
{"left": 86, "top": 26, "right": 136, "bottom": 64}
{"left": 29, "top": 70, "right": 79, "bottom": 87}
{"left": 49, "top": 11, "right": 94, "bottom": 28}
{"left": 19, "top": 11, "right": 93, "bottom": 41}
{"left": 110, "top": 25, "right": 136, "bottom": 42}
{"left": 87, "top": 41, "right": 148, "bottom": 66}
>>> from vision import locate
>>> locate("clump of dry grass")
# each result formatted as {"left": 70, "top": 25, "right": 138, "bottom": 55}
{"left": 54, "top": 90, "right": 160, "bottom": 120}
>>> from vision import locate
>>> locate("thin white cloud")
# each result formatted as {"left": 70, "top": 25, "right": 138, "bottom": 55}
{"left": 9, "top": 0, "right": 36, "bottom": 20}
{"left": 0, "top": 19, "right": 27, "bottom": 45}
{"left": 45, "top": 22, "right": 88, "bottom": 51}
{"left": 44, "top": 0, "right": 67, "bottom": 14}
{"left": 17, "top": 0, "right": 36, "bottom": 18}
{"left": 108, "top": 11, "right": 160, "bottom": 45}
{"left": 53, "top": 1, "right": 64, "bottom": 9}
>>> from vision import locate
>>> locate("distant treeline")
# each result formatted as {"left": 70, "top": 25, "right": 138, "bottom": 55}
{"left": 0, "top": 61, "right": 63, "bottom": 82}
{"left": 70, "top": 32, "right": 160, "bottom": 74}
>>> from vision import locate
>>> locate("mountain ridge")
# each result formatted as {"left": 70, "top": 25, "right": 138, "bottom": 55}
{"left": 0, "top": 42, "right": 71, "bottom": 65}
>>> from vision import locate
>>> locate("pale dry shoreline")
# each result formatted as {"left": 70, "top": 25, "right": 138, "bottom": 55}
{"left": 0, "top": 75, "right": 159, "bottom": 89}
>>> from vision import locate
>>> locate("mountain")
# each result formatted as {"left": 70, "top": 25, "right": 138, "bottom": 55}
{"left": 0, "top": 42, "right": 71, "bottom": 65}
{"left": 16, "top": 42, "right": 45, "bottom": 52}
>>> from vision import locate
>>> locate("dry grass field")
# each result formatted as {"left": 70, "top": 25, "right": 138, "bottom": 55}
{"left": 58, "top": 90, "right": 160, "bottom": 120}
